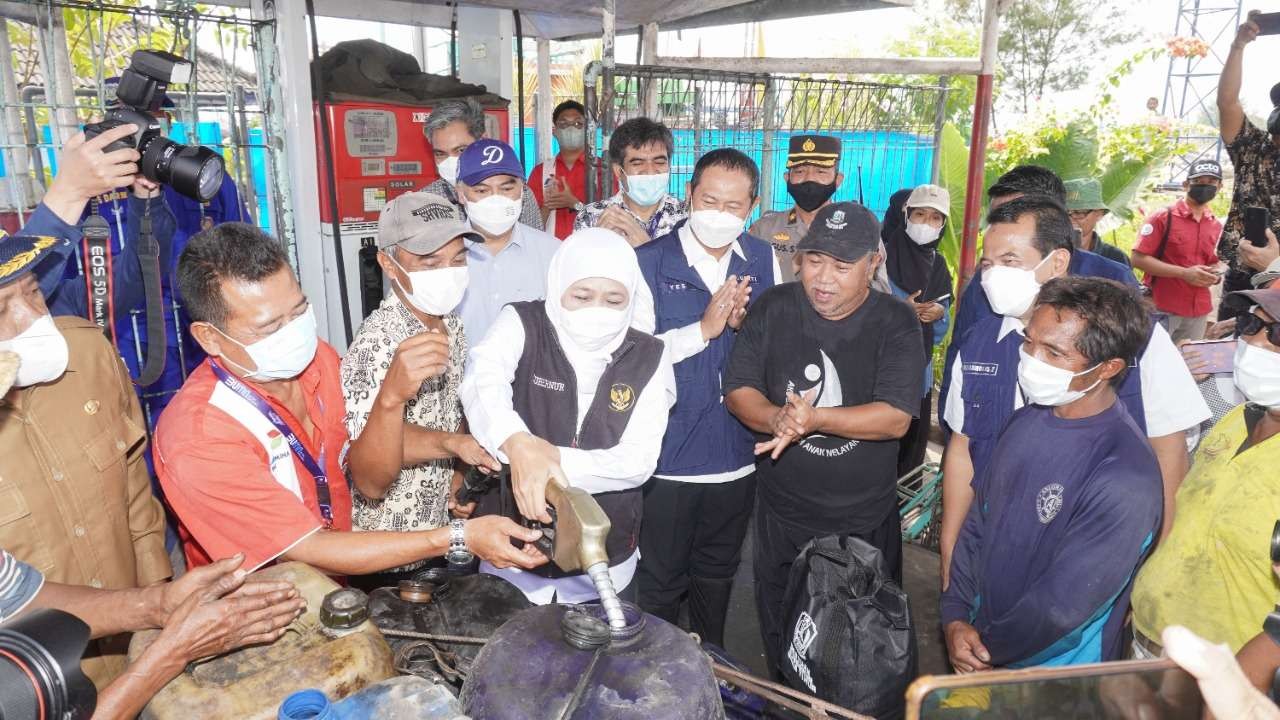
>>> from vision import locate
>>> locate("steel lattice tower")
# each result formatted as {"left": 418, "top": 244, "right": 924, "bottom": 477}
{"left": 1158, "top": 0, "right": 1244, "bottom": 189}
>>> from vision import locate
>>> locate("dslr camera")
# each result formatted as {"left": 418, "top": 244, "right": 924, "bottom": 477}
{"left": 83, "top": 50, "right": 224, "bottom": 203}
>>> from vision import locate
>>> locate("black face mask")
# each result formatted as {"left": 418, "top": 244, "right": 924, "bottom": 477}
{"left": 1187, "top": 183, "right": 1218, "bottom": 204}
{"left": 787, "top": 181, "right": 838, "bottom": 212}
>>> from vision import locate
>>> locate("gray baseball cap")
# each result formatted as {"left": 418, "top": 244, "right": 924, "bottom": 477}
{"left": 377, "top": 191, "right": 481, "bottom": 254}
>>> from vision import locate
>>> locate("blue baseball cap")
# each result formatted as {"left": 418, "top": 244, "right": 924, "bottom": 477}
{"left": 457, "top": 139, "right": 524, "bottom": 187}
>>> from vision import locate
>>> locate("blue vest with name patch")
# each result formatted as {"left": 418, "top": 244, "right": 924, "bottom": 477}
{"left": 959, "top": 315, "right": 1148, "bottom": 490}
{"left": 636, "top": 221, "right": 776, "bottom": 476}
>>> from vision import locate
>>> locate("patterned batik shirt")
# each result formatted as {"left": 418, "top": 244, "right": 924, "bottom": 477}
{"left": 341, "top": 294, "right": 467, "bottom": 543}
{"left": 1219, "top": 120, "right": 1280, "bottom": 270}
{"left": 574, "top": 191, "right": 688, "bottom": 243}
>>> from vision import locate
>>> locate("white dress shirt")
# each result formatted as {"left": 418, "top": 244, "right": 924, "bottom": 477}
{"left": 944, "top": 316, "right": 1211, "bottom": 442}
{"left": 460, "top": 304, "right": 677, "bottom": 603}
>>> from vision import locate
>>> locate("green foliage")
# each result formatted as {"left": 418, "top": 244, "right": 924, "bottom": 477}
{"left": 941, "top": 0, "right": 1140, "bottom": 114}
{"left": 879, "top": 19, "right": 984, "bottom": 128}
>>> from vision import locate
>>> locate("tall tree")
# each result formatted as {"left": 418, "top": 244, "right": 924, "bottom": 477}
{"left": 944, "top": 0, "right": 1139, "bottom": 114}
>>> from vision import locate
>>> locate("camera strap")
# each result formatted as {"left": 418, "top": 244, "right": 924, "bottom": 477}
{"left": 134, "top": 203, "right": 168, "bottom": 387}
{"left": 80, "top": 197, "right": 116, "bottom": 346}
{"left": 209, "top": 359, "right": 335, "bottom": 528}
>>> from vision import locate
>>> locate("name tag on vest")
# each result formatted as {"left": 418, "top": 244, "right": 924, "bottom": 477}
{"left": 963, "top": 362, "right": 999, "bottom": 377}
{"left": 663, "top": 281, "right": 692, "bottom": 292}
{"left": 531, "top": 374, "right": 567, "bottom": 392}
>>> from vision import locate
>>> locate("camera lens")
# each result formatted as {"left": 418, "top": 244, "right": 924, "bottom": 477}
{"left": 138, "top": 136, "right": 225, "bottom": 204}
{"left": 0, "top": 609, "right": 96, "bottom": 720}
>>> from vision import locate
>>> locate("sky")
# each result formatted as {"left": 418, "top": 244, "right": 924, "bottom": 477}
{"left": 305, "top": 0, "right": 1277, "bottom": 126}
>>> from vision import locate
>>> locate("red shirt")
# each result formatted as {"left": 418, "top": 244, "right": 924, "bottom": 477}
{"left": 1135, "top": 199, "right": 1223, "bottom": 317}
{"left": 528, "top": 154, "right": 607, "bottom": 240}
{"left": 153, "top": 342, "right": 354, "bottom": 570}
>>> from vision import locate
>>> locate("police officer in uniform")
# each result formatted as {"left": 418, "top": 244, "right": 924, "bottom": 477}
{"left": 751, "top": 135, "right": 890, "bottom": 291}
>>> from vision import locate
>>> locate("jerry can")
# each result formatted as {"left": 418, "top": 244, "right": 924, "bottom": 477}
{"left": 129, "top": 562, "right": 395, "bottom": 720}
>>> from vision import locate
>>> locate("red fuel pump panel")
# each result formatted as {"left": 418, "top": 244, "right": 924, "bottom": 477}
{"left": 314, "top": 100, "right": 511, "bottom": 223}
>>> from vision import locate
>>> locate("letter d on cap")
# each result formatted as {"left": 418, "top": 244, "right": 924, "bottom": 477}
{"left": 482, "top": 145, "right": 503, "bottom": 166}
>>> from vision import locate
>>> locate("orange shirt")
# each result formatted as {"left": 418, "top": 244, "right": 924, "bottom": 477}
{"left": 154, "top": 342, "right": 353, "bottom": 570}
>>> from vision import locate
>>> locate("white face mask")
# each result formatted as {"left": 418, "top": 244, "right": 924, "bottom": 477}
{"left": 1017, "top": 346, "right": 1102, "bottom": 407}
{"left": 688, "top": 209, "right": 745, "bottom": 249}
{"left": 1233, "top": 340, "right": 1280, "bottom": 408}
{"left": 388, "top": 253, "right": 468, "bottom": 316}
{"left": 554, "top": 127, "right": 586, "bottom": 151}
{"left": 560, "top": 306, "right": 628, "bottom": 352}
{"left": 905, "top": 221, "right": 942, "bottom": 246}
{"left": 215, "top": 306, "right": 319, "bottom": 381}
{"left": 981, "top": 253, "right": 1053, "bottom": 318}
{"left": 623, "top": 172, "right": 669, "bottom": 207}
{"left": 437, "top": 155, "right": 460, "bottom": 186}
{"left": 466, "top": 194, "right": 522, "bottom": 236}
{"left": 0, "top": 314, "right": 69, "bottom": 387}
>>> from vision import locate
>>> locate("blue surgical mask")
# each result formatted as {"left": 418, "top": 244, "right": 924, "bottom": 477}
{"left": 623, "top": 172, "right": 669, "bottom": 207}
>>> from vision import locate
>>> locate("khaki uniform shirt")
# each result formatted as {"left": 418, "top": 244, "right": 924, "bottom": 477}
{"left": 749, "top": 206, "right": 893, "bottom": 291}
{"left": 750, "top": 208, "right": 807, "bottom": 283}
{"left": 0, "top": 317, "right": 169, "bottom": 687}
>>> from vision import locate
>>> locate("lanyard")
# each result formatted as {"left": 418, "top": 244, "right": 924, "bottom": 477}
{"left": 210, "top": 360, "right": 333, "bottom": 528}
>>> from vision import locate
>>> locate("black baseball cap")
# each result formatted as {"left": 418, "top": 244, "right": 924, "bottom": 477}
{"left": 1188, "top": 159, "right": 1223, "bottom": 181}
{"left": 796, "top": 202, "right": 881, "bottom": 263}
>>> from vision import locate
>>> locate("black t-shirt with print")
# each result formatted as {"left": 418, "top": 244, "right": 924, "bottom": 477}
{"left": 724, "top": 282, "right": 924, "bottom": 535}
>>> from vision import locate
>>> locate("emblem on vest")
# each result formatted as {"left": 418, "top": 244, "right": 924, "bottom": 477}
{"left": 266, "top": 429, "right": 291, "bottom": 473}
{"left": 609, "top": 383, "right": 635, "bottom": 412}
{"left": 1036, "top": 483, "right": 1065, "bottom": 524}
{"left": 532, "top": 374, "right": 566, "bottom": 392}
{"left": 962, "top": 362, "right": 999, "bottom": 376}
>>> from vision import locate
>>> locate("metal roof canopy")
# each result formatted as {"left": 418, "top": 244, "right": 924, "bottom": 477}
{"left": 210, "top": 0, "right": 909, "bottom": 40}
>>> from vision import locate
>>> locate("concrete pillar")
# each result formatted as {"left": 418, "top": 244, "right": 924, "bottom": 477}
{"left": 250, "top": 0, "right": 337, "bottom": 343}
{"left": 536, "top": 37, "right": 553, "bottom": 165}
{"left": 456, "top": 6, "right": 514, "bottom": 102}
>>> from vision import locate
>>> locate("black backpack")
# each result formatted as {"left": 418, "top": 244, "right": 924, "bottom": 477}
{"left": 778, "top": 535, "right": 916, "bottom": 720}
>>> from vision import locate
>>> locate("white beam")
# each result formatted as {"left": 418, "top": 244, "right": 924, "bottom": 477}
{"left": 653, "top": 55, "right": 984, "bottom": 76}
{"left": 536, "top": 38, "right": 553, "bottom": 165}
{"left": 250, "top": 0, "right": 337, "bottom": 343}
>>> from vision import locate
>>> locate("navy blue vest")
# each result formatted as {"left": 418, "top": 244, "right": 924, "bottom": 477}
{"left": 635, "top": 221, "right": 776, "bottom": 476}
{"left": 958, "top": 315, "right": 1148, "bottom": 489}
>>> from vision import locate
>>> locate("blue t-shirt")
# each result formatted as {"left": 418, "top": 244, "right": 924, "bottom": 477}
{"left": 941, "top": 400, "right": 1163, "bottom": 666}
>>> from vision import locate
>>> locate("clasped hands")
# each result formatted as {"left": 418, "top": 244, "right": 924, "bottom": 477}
{"left": 755, "top": 388, "right": 820, "bottom": 460}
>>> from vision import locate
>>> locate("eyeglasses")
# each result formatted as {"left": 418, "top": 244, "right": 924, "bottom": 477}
{"left": 1235, "top": 312, "right": 1280, "bottom": 346}
{"left": 555, "top": 120, "right": 586, "bottom": 130}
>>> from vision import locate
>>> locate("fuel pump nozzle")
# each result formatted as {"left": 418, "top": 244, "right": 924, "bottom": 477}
{"left": 459, "top": 464, "right": 626, "bottom": 629}
{"left": 541, "top": 472, "right": 626, "bottom": 629}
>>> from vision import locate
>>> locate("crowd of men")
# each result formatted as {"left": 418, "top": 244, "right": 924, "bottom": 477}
{"left": 1, "top": 11, "right": 1279, "bottom": 717}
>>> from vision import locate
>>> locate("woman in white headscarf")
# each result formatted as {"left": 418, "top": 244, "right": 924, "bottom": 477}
{"left": 460, "top": 227, "right": 676, "bottom": 604}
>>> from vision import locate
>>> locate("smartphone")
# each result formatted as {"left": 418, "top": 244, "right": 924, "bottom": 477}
{"left": 1254, "top": 11, "right": 1280, "bottom": 36}
{"left": 1245, "top": 206, "right": 1271, "bottom": 248}
{"left": 1180, "top": 338, "right": 1235, "bottom": 374}
{"left": 906, "top": 659, "right": 1204, "bottom": 720}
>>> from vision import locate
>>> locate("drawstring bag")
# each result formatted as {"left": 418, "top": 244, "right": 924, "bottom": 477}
{"left": 779, "top": 535, "right": 916, "bottom": 720}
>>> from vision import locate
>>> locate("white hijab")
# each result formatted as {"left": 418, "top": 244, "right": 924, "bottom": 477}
{"left": 544, "top": 227, "right": 643, "bottom": 361}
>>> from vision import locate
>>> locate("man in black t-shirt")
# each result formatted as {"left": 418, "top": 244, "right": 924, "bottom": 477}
{"left": 725, "top": 202, "right": 925, "bottom": 679}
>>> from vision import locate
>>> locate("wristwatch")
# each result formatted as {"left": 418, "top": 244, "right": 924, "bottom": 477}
{"left": 446, "top": 518, "right": 473, "bottom": 565}
{"left": 572, "top": 201, "right": 585, "bottom": 214}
